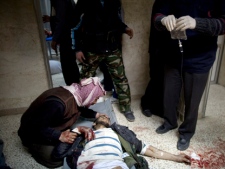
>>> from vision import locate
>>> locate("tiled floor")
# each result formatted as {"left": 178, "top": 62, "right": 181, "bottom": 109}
{"left": 113, "top": 84, "right": 225, "bottom": 169}
{"left": 1, "top": 73, "right": 225, "bottom": 169}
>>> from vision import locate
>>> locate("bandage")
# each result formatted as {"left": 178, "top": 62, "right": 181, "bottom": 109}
{"left": 140, "top": 143, "right": 149, "bottom": 155}
{"left": 72, "top": 128, "right": 81, "bottom": 134}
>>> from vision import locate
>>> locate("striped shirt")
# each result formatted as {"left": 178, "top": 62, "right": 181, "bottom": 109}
{"left": 77, "top": 128, "right": 124, "bottom": 169}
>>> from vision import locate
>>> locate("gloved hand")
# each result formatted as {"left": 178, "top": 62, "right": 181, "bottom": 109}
{"left": 77, "top": 126, "right": 95, "bottom": 141}
{"left": 175, "top": 16, "right": 196, "bottom": 31}
{"left": 161, "top": 15, "right": 176, "bottom": 31}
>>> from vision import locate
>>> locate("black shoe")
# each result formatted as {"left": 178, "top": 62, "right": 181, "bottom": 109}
{"left": 142, "top": 109, "right": 152, "bottom": 117}
{"left": 124, "top": 111, "right": 135, "bottom": 122}
{"left": 177, "top": 138, "right": 190, "bottom": 151}
{"left": 156, "top": 124, "right": 177, "bottom": 134}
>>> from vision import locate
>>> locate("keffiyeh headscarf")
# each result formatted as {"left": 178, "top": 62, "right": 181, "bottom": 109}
{"left": 62, "top": 77, "right": 106, "bottom": 107}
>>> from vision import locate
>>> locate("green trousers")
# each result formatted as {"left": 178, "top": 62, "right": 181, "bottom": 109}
{"left": 80, "top": 49, "right": 131, "bottom": 113}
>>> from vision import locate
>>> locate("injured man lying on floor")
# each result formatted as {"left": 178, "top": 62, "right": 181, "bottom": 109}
{"left": 59, "top": 115, "right": 191, "bottom": 169}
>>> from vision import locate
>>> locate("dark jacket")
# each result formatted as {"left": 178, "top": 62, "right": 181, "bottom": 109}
{"left": 111, "top": 123, "right": 143, "bottom": 153}
{"left": 153, "top": 0, "right": 225, "bottom": 73}
{"left": 18, "top": 87, "right": 97, "bottom": 146}
{"left": 51, "top": 0, "right": 77, "bottom": 43}
{"left": 74, "top": 0, "right": 127, "bottom": 53}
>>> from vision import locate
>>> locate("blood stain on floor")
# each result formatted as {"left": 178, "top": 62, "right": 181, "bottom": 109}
{"left": 188, "top": 139, "right": 225, "bottom": 169}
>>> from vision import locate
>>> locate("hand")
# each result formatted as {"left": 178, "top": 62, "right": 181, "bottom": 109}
{"left": 44, "top": 29, "right": 52, "bottom": 36}
{"left": 77, "top": 126, "right": 95, "bottom": 141}
{"left": 175, "top": 16, "right": 196, "bottom": 31}
{"left": 42, "top": 15, "right": 50, "bottom": 23}
{"left": 76, "top": 51, "right": 86, "bottom": 64}
{"left": 59, "top": 129, "right": 78, "bottom": 144}
{"left": 161, "top": 15, "right": 176, "bottom": 31}
{"left": 175, "top": 154, "right": 191, "bottom": 164}
{"left": 125, "top": 27, "right": 134, "bottom": 39}
{"left": 95, "top": 113, "right": 109, "bottom": 119}
{"left": 51, "top": 40, "right": 58, "bottom": 55}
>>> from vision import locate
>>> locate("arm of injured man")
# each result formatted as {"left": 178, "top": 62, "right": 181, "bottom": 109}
{"left": 111, "top": 123, "right": 191, "bottom": 164}
{"left": 140, "top": 143, "right": 191, "bottom": 163}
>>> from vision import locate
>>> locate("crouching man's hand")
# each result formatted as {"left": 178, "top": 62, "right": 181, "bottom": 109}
{"left": 59, "top": 129, "right": 78, "bottom": 144}
{"left": 95, "top": 112, "right": 109, "bottom": 119}
{"left": 75, "top": 126, "right": 95, "bottom": 141}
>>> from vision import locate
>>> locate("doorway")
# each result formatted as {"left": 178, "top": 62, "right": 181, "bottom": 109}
{"left": 39, "top": 0, "right": 65, "bottom": 87}
{"left": 178, "top": 35, "right": 225, "bottom": 120}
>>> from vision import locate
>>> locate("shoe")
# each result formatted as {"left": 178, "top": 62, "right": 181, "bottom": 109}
{"left": 142, "top": 109, "right": 152, "bottom": 117}
{"left": 156, "top": 124, "right": 177, "bottom": 134}
{"left": 177, "top": 138, "right": 190, "bottom": 151}
{"left": 124, "top": 111, "right": 135, "bottom": 122}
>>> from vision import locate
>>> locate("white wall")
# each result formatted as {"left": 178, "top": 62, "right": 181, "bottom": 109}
{"left": 0, "top": 0, "right": 51, "bottom": 115}
{"left": 121, "top": 0, "right": 154, "bottom": 97}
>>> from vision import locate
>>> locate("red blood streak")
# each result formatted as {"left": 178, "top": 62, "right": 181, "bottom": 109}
{"left": 189, "top": 139, "right": 225, "bottom": 169}
{"left": 133, "top": 126, "right": 149, "bottom": 132}
{"left": 86, "top": 162, "right": 95, "bottom": 169}
{"left": 78, "top": 161, "right": 95, "bottom": 169}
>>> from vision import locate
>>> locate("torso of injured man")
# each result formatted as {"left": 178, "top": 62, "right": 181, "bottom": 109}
{"left": 77, "top": 128, "right": 129, "bottom": 169}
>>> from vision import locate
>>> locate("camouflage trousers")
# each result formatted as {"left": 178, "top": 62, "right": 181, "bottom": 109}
{"left": 80, "top": 49, "right": 131, "bottom": 113}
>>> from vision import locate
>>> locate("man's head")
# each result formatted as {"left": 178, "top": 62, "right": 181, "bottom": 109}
{"left": 63, "top": 77, "right": 106, "bottom": 107}
{"left": 79, "top": 77, "right": 106, "bottom": 107}
{"left": 92, "top": 115, "right": 111, "bottom": 130}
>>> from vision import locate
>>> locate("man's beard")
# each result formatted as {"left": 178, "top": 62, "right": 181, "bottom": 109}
{"left": 95, "top": 119, "right": 110, "bottom": 128}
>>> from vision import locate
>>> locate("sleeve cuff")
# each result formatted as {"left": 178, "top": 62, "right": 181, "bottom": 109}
{"left": 195, "top": 18, "right": 211, "bottom": 34}
{"left": 140, "top": 142, "right": 149, "bottom": 155}
{"left": 154, "top": 15, "right": 167, "bottom": 31}
{"left": 51, "top": 130, "right": 61, "bottom": 141}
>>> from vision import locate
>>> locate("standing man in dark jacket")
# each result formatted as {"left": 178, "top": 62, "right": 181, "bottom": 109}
{"left": 18, "top": 77, "right": 105, "bottom": 168}
{"left": 74, "top": 0, "right": 135, "bottom": 122}
{"left": 152, "top": 0, "right": 225, "bottom": 151}
{"left": 50, "top": 0, "right": 80, "bottom": 85}
{"left": 141, "top": 1, "right": 165, "bottom": 118}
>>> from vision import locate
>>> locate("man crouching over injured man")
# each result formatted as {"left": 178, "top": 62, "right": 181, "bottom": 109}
{"left": 18, "top": 77, "right": 105, "bottom": 168}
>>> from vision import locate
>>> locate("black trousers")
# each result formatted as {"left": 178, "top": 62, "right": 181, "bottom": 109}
{"left": 99, "top": 61, "right": 114, "bottom": 91}
{"left": 163, "top": 65, "right": 209, "bottom": 140}
{"left": 141, "top": 53, "right": 164, "bottom": 117}
{"left": 60, "top": 33, "right": 80, "bottom": 85}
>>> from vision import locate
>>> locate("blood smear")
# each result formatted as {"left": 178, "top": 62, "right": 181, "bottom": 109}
{"left": 189, "top": 139, "right": 225, "bottom": 169}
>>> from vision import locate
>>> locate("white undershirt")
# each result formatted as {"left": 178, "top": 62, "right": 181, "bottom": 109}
{"left": 77, "top": 128, "right": 126, "bottom": 169}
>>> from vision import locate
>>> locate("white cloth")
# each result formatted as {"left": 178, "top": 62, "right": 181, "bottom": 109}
{"left": 93, "top": 160, "right": 129, "bottom": 169}
{"left": 140, "top": 143, "right": 150, "bottom": 155}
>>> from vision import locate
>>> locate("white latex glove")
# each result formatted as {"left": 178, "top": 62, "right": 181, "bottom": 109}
{"left": 175, "top": 16, "right": 196, "bottom": 31}
{"left": 161, "top": 15, "right": 176, "bottom": 31}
